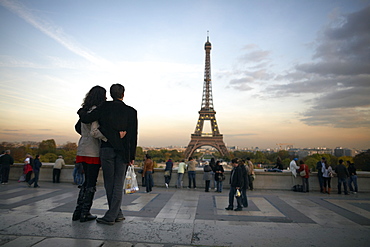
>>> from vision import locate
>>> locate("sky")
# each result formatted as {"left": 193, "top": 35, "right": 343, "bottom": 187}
{"left": 0, "top": 0, "right": 369, "bottom": 150}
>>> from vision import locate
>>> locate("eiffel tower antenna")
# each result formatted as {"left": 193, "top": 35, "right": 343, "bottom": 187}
{"left": 184, "top": 33, "right": 229, "bottom": 159}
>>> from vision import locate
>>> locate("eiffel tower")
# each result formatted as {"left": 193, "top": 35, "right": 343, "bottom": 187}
{"left": 184, "top": 34, "right": 229, "bottom": 159}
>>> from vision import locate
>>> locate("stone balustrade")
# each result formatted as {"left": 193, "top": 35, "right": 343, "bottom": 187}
{"left": 6, "top": 163, "right": 370, "bottom": 192}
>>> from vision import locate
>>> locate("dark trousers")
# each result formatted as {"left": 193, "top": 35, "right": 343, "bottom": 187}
{"left": 1, "top": 165, "right": 10, "bottom": 183}
{"left": 241, "top": 187, "right": 248, "bottom": 207}
{"left": 228, "top": 186, "right": 242, "bottom": 209}
{"left": 205, "top": 180, "right": 210, "bottom": 192}
{"left": 301, "top": 177, "right": 309, "bottom": 192}
{"left": 100, "top": 147, "right": 127, "bottom": 222}
{"left": 188, "top": 171, "right": 196, "bottom": 188}
{"left": 82, "top": 163, "right": 101, "bottom": 189}
{"left": 29, "top": 170, "right": 40, "bottom": 187}
{"left": 248, "top": 175, "right": 254, "bottom": 190}
{"left": 164, "top": 173, "right": 171, "bottom": 184}
{"left": 318, "top": 174, "right": 324, "bottom": 192}
{"left": 337, "top": 177, "right": 348, "bottom": 194}
{"left": 53, "top": 169, "right": 61, "bottom": 183}
{"left": 323, "top": 177, "right": 331, "bottom": 189}
{"left": 145, "top": 171, "right": 153, "bottom": 192}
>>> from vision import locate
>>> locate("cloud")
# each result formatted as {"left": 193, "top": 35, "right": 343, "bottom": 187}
{"left": 226, "top": 45, "right": 274, "bottom": 90}
{"left": 0, "top": 0, "right": 111, "bottom": 68}
{"left": 267, "top": 5, "right": 370, "bottom": 128}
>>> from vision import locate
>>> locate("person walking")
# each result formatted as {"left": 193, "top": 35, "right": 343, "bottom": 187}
{"left": 322, "top": 162, "right": 333, "bottom": 194}
{"left": 28, "top": 155, "right": 42, "bottom": 188}
{"left": 78, "top": 83, "right": 138, "bottom": 225}
{"left": 0, "top": 150, "right": 14, "bottom": 185}
{"left": 214, "top": 160, "right": 224, "bottom": 193}
{"left": 298, "top": 160, "right": 309, "bottom": 193}
{"left": 335, "top": 159, "right": 349, "bottom": 195}
{"left": 24, "top": 154, "right": 34, "bottom": 183}
{"left": 176, "top": 160, "right": 186, "bottom": 188}
{"left": 143, "top": 154, "right": 154, "bottom": 193}
{"left": 225, "top": 159, "right": 244, "bottom": 211}
{"left": 164, "top": 159, "right": 173, "bottom": 188}
{"left": 347, "top": 161, "right": 358, "bottom": 194}
{"left": 187, "top": 157, "right": 197, "bottom": 189}
{"left": 316, "top": 157, "right": 326, "bottom": 193}
{"left": 53, "top": 156, "right": 65, "bottom": 183}
{"left": 202, "top": 161, "right": 213, "bottom": 192}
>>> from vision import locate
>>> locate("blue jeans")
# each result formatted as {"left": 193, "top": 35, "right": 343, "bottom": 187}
{"left": 177, "top": 173, "right": 184, "bottom": 188}
{"left": 337, "top": 177, "right": 348, "bottom": 194}
{"left": 28, "top": 170, "right": 39, "bottom": 187}
{"left": 216, "top": 181, "right": 223, "bottom": 192}
{"left": 100, "top": 147, "right": 127, "bottom": 222}
{"left": 302, "top": 177, "right": 309, "bottom": 192}
{"left": 188, "top": 171, "right": 196, "bottom": 188}
{"left": 145, "top": 171, "right": 153, "bottom": 192}
{"left": 348, "top": 175, "right": 358, "bottom": 192}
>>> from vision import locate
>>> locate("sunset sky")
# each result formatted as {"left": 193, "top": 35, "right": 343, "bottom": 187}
{"left": 0, "top": 0, "right": 369, "bottom": 150}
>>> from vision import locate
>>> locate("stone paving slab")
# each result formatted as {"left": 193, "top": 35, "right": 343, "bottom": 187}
{"left": 1, "top": 182, "right": 370, "bottom": 246}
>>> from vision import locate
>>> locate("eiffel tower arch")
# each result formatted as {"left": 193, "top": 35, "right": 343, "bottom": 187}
{"left": 184, "top": 34, "right": 229, "bottom": 160}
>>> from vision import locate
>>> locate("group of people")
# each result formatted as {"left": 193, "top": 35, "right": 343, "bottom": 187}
{"left": 290, "top": 156, "right": 359, "bottom": 195}
{"left": 316, "top": 157, "right": 358, "bottom": 195}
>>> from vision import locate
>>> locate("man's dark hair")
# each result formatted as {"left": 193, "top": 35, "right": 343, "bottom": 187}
{"left": 110, "top": 84, "right": 125, "bottom": 100}
{"left": 231, "top": 158, "right": 238, "bottom": 164}
{"left": 339, "top": 159, "right": 343, "bottom": 164}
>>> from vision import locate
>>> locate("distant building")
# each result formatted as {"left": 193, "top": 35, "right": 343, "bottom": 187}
{"left": 334, "top": 147, "right": 355, "bottom": 157}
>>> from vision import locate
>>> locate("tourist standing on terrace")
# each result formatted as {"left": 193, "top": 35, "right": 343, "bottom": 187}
{"left": 143, "top": 154, "right": 154, "bottom": 193}
{"left": 225, "top": 158, "right": 244, "bottom": 211}
{"left": 316, "top": 157, "right": 326, "bottom": 193}
{"left": 347, "top": 161, "right": 358, "bottom": 194}
{"left": 164, "top": 159, "right": 173, "bottom": 188}
{"left": 28, "top": 154, "right": 42, "bottom": 188}
{"left": 73, "top": 85, "right": 107, "bottom": 222}
{"left": 214, "top": 160, "right": 224, "bottom": 192}
{"left": 246, "top": 157, "right": 255, "bottom": 190}
{"left": 335, "top": 159, "right": 349, "bottom": 195}
{"left": 322, "top": 162, "right": 333, "bottom": 194}
{"left": 298, "top": 160, "right": 309, "bottom": 193}
{"left": 187, "top": 157, "right": 197, "bottom": 189}
{"left": 0, "top": 150, "right": 13, "bottom": 185}
{"left": 177, "top": 160, "right": 186, "bottom": 188}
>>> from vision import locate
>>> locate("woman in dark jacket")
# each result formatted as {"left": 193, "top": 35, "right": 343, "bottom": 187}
{"left": 214, "top": 161, "right": 225, "bottom": 192}
{"left": 164, "top": 159, "right": 173, "bottom": 188}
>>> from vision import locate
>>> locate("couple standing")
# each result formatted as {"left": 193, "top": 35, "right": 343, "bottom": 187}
{"left": 73, "top": 84, "right": 138, "bottom": 225}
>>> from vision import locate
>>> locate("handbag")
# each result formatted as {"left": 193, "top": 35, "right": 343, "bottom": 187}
{"left": 123, "top": 166, "right": 139, "bottom": 194}
{"left": 164, "top": 170, "right": 170, "bottom": 176}
{"left": 300, "top": 165, "right": 306, "bottom": 177}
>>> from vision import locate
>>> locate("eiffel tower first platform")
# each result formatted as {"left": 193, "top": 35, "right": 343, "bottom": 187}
{"left": 184, "top": 34, "right": 229, "bottom": 159}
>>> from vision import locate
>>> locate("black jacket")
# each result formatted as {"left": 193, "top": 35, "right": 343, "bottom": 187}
{"left": 230, "top": 165, "right": 244, "bottom": 188}
{"left": 78, "top": 99, "right": 138, "bottom": 163}
{"left": 0, "top": 154, "right": 14, "bottom": 167}
{"left": 335, "top": 164, "right": 349, "bottom": 179}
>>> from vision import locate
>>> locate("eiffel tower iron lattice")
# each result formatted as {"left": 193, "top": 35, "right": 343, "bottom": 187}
{"left": 184, "top": 34, "right": 229, "bottom": 159}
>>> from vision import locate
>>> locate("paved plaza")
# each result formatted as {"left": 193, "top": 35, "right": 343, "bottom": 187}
{"left": 0, "top": 181, "right": 369, "bottom": 247}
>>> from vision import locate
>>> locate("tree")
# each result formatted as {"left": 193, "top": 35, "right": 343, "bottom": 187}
{"left": 354, "top": 150, "right": 370, "bottom": 171}
{"left": 39, "top": 139, "right": 56, "bottom": 155}
{"left": 42, "top": 153, "right": 58, "bottom": 163}
{"left": 61, "top": 142, "right": 77, "bottom": 151}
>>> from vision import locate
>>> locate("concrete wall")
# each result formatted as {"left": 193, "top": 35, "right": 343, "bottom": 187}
{"left": 7, "top": 164, "right": 370, "bottom": 192}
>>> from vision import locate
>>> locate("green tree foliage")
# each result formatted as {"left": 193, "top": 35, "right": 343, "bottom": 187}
{"left": 42, "top": 153, "right": 58, "bottom": 163}
{"left": 38, "top": 139, "right": 56, "bottom": 155}
{"left": 354, "top": 150, "right": 370, "bottom": 171}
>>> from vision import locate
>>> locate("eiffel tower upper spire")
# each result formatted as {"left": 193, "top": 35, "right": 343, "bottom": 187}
{"left": 201, "top": 31, "right": 214, "bottom": 111}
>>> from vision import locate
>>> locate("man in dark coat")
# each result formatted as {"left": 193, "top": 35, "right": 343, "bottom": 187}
{"left": 225, "top": 158, "right": 244, "bottom": 211}
{"left": 316, "top": 157, "right": 325, "bottom": 193}
{"left": 78, "top": 83, "right": 138, "bottom": 225}
{"left": 0, "top": 150, "right": 14, "bottom": 184}
{"left": 335, "top": 159, "right": 349, "bottom": 195}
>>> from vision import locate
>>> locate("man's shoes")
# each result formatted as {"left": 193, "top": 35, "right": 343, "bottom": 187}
{"left": 225, "top": 207, "right": 233, "bottom": 211}
{"left": 234, "top": 207, "right": 243, "bottom": 211}
{"left": 96, "top": 217, "right": 115, "bottom": 225}
{"left": 115, "top": 216, "right": 126, "bottom": 222}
